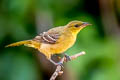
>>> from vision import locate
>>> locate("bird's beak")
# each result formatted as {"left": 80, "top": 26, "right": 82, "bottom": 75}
{"left": 82, "top": 22, "right": 92, "bottom": 27}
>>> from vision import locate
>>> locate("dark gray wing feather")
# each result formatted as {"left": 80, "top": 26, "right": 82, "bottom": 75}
{"left": 33, "top": 27, "right": 64, "bottom": 44}
{"left": 33, "top": 32, "right": 60, "bottom": 44}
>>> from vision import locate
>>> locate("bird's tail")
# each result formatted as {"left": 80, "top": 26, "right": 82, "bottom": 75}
{"left": 5, "top": 40, "right": 40, "bottom": 49}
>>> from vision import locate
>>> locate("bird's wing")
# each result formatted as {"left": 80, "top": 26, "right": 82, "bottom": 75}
{"left": 40, "top": 32, "right": 60, "bottom": 44}
{"left": 33, "top": 27, "right": 64, "bottom": 44}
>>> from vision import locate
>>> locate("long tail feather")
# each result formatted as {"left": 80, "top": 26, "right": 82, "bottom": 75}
{"left": 5, "top": 40, "right": 32, "bottom": 48}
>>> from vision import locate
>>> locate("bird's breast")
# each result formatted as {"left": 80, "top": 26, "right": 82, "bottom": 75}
{"left": 51, "top": 33, "right": 76, "bottom": 54}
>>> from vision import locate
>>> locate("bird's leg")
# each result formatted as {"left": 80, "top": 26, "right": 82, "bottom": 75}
{"left": 49, "top": 59, "right": 64, "bottom": 67}
{"left": 46, "top": 54, "right": 63, "bottom": 67}
{"left": 64, "top": 53, "right": 71, "bottom": 62}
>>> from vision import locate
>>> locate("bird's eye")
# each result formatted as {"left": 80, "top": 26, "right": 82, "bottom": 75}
{"left": 74, "top": 24, "right": 79, "bottom": 27}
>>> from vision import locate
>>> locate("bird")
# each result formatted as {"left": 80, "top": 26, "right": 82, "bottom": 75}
{"left": 5, "top": 20, "right": 91, "bottom": 66}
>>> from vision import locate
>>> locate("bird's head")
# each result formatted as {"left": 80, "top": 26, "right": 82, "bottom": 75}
{"left": 66, "top": 20, "right": 91, "bottom": 35}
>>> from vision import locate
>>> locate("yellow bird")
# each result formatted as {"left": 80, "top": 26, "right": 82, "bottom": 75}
{"left": 6, "top": 20, "right": 91, "bottom": 65}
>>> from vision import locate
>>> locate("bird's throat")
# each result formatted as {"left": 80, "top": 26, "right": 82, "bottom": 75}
{"left": 69, "top": 28, "right": 83, "bottom": 36}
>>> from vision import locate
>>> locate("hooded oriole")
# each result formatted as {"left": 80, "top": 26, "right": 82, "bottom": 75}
{"left": 6, "top": 20, "right": 91, "bottom": 65}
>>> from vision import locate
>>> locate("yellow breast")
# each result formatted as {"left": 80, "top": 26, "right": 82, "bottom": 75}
{"left": 53, "top": 33, "right": 76, "bottom": 53}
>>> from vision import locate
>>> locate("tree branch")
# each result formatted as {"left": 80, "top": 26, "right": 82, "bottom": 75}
{"left": 50, "top": 51, "right": 86, "bottom": 80}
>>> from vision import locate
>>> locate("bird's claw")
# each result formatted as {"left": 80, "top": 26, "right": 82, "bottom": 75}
{"left": 55, "top": 62, "right": 64, "bottom": 68}
{"left": 64, "top": 54, "right": 71, "bottom": 62}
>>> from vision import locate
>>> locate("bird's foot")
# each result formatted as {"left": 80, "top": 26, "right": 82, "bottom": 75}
{"left": 55, "top": 62, "right": 64, "bottom": 68}
{"left": 64, "top": 54, "right": 71, "bottom": 62}
{"left": 49, "top": 59, "right": 64, "bottom": 68}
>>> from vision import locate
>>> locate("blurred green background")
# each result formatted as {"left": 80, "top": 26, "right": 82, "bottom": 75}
{"left": 0, "top": 0, "right": 120, "bottom": 80}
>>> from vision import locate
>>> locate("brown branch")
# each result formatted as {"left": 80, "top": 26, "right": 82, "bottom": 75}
{"left": 50, "top": 51, "right": 86, "bottom": 80}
